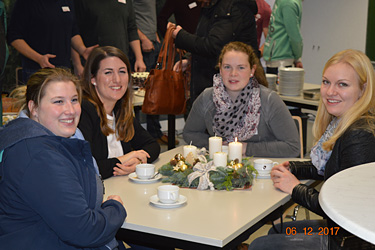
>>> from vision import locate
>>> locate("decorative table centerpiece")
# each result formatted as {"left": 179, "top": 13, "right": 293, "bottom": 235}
{"left": 158, "top": 148, "right": 258, "bottom": 191}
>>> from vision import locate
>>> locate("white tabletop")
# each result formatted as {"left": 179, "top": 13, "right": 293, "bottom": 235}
{"left": 104, "top": 146, "right": 312, "bottom": 248}
{"left": 319, "top": 163, "right": 375, "bottom": 245}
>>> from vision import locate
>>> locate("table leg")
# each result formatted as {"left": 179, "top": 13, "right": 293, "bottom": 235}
{"left": 167, "top": 115, "right": 175, "bottom": 150}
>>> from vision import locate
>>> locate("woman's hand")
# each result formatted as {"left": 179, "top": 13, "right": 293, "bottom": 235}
{"left": 106, "top": 195, "right": 123, "bottom": 205}
{"left": 270, "top": 161, "right": 300, "bottom": 194}
{"left": 113, "top": 150, "right": 150, "bottom": 176}
{"left": 167, "top": 22, "right": 182, "bottom": 38}
{"left": 113, "top": 163, "right": 136, "bottom": 176}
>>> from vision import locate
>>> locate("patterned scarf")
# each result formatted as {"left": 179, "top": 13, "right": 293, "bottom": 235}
{"left": 212, "top": 74, "right": 261, "bottom": 142}
{"left": 310, "top": 118, "right": 339, "bottom": 175}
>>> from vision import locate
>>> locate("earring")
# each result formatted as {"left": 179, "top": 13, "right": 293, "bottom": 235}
{"left": 250, "top": 74, "right": 253, "bottom": 77}
{"left": 92, "top": 82, "right": 96, "bottom": 86}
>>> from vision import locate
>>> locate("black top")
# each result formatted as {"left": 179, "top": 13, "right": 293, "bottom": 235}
{"left": 78, "top": 99, "right": 160, "bottom": 179}
{"left": 73, "top": 0, "right": 139, "bottom": 56}
{"left": 175, "top": 0, "right": 259, "bottom": 103}
{"left": 7, "top": 0, "right": 79, "bottom": 70}
{"left": 290, "top": 120, "right": 375, "bottom": 249}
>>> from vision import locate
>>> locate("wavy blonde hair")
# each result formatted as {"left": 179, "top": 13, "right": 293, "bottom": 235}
{"left": 313, "top": 49, "right": 375, "bottom": 151}
{"left": 81, "top": 46, "right": 134, "bottom": 142}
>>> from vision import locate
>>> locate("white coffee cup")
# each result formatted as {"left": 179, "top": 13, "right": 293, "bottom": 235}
{"left": 253, "top": 159, "right": 279, "bottom": 175}
{"left": 157, "top": 185, "right": 179, "bottom": 204}
{"left": 136, "top": 163, "right": 155, "bottom": 179}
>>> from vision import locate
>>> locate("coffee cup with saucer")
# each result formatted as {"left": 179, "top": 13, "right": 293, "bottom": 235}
{"left": 253, "top": 159, "right": 279, "bottom": 177}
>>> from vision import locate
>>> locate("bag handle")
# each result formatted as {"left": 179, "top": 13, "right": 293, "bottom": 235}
{"left": 156, "top": 27, "right": 182, "bottom": 71}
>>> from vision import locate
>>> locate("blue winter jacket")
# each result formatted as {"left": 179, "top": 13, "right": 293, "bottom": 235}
{"left": 0, "top": 118, "right": 126, "bottom": 250}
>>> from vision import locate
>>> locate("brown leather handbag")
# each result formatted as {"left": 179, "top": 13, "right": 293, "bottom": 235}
{"left": 141, "top": 27, "right": 187, "bottom": 115}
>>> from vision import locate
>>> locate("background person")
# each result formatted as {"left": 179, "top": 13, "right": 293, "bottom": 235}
{"left": 0, "top": 68, "right": 126, "bottom": 250}
{"left": 183, "top": 41, "right": 300, "bottom": 158}
{"left": 72, "top": 0, "right": 146, "bottom": 77}
{"left": 7, "top": 0, "right": 97, "bottom": 83}
{"left": 255, "top": 0, "right": 272, "bottom": 57}
{"left": 249, "top": 49, "right": 375, "bottom": 249}
{"left": 78, "top": 46, "right": 160, "bottom": 179}
{"left": 157, "top": 0, "right": 201, "bottom": 36}
{"left": 169, "top": 0, "right": 259, "bottom": 109}
{"left": 263, "top": 0, "right": 303, "bottom": 75}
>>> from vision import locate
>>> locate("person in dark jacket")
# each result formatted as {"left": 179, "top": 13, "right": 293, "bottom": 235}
{"left": 249, "top": 49, "right": 375, "bottom": 249}
{"left": 169, "top": 0, "right": 259, "bottom": 107}
{"left": 78, "top": 46, "right": 160, "bottom": 179}
{"left": 0, "top": 68, "right": 126, "bottom": 250}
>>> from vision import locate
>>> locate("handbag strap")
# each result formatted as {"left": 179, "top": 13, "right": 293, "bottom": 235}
{"left": 156, "top": 27, "right": 182, "bottom": 70}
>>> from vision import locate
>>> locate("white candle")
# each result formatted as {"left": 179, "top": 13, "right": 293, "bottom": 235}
{"left": 183, "top": 145, "right": 197, "bottom": 158}
{"left": 209, "top": 136, "right": 222, "bottom": 159}
{"left": 213, "top": 152, "right": 228, "bottom": 167}
{"left": 228, "top": 138, "right": 242, "bottom": 162}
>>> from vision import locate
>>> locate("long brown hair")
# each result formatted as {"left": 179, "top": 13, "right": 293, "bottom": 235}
{"left": 217, "top": 41, "right": 268, "bottom": 88}
{"left": 81, "top": 46, "right": 134, "bottom": 142}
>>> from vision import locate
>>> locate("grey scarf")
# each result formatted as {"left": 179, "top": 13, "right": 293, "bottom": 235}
{"left": 212, "top": 74, "right": 261, "bottom": 142}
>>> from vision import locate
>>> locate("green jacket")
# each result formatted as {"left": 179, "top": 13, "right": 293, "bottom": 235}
{"left": 263, "top": 0, "right": 303, "bottom": 63}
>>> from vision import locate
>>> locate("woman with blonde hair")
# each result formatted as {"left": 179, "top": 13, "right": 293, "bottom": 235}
{"left": 78, "top": 46, "right": 160, "bottom": 179}
{"left": 183, "top": 41, "right": 300, "bottom": 158}
{"left": 249, "top": 49, "right": 375, "bottom": 249}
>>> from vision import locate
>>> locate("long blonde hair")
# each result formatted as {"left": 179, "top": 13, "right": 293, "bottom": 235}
{"left": 81, "top": 46, "right": 134, "bottom": 142}
{"left": 313, "top": 49, "right": 375, "bottom": 151}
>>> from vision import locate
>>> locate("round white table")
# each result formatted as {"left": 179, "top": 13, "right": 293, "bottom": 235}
{"left": 319, "top": 163, "right": 375, "bottom": 245}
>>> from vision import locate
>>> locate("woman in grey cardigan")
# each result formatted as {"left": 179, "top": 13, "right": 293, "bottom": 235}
{"left": 183, "top": 42, "right": 300, "bottom": 158}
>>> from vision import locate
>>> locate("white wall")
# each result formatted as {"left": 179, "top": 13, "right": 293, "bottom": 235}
{"left": 300, "top": 0, "right": 369, "bottom": 84}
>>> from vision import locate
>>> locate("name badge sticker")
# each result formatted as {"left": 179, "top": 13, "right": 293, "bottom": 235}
{"left": 62, "top": 6, "right": 70, "bottom": 12}
{"left": 118, "top": 0, "right": 126, "bottom": 4}
{"left": 188, "top": 2, "right": 197, "bottom": 9}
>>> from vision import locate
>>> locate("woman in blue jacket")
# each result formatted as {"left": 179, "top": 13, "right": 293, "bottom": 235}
{"left": 0, "top": 68, "right": 126, "bottom": 250}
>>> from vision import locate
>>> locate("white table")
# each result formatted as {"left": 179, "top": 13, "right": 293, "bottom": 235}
{"left": 319, "top": 163, "right": 375, "bottom": 245}
{"left": 104, "top": 146, "right": 313, "bottom": 249}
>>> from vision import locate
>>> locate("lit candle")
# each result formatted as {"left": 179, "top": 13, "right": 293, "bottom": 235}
{"left": 183, "top": 144, "right": 197, "bottom": 158}
{"left": 209, "top": 136, "right": 222, "bottom": 159}
{"left": 228, "top": 137, "right": 242, "bottom": 162}
{"left": 213, "top": 152, "right": 228, "bottom": 167}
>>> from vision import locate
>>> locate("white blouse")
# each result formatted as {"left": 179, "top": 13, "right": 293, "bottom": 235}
{"left": 106, "top": 113, "right": 124, "bottom": 159}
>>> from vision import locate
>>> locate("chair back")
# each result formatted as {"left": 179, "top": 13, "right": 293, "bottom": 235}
{"left": 292, "top": 116, "right": 304, "bottom": 159}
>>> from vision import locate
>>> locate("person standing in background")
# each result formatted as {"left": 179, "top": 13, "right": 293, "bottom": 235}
{"left": 130, "top": 0, "right": 176, "bottom": 146}
{"left": 255, "top": 0, "right": 272, "bottom": 57}
{"left": 72, "top": 0, "right": 146, "bottom": 77}
{"left": 263, "top": 0, "right": 303, "bottom": 75}
{"left": 157, "top": 0, "right": 202, "bottom": 36}
{"left": 7, "top": 0, "right": 97, "bottom": 83}
{"left": 170, "top": 0, "right": 259, "bottom": 110}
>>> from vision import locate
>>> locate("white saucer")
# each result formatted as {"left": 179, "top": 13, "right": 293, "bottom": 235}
{"left": 149, "top": 195, "right": 187, "bottom": 208}
{"left": 129, "top": 172, "right": 161, "bottom": 183}
{"left": 253, "top": 173, "right": 271, "bottom": 179}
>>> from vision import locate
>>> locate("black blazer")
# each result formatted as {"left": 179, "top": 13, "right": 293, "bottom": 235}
{"left": 78, "top": 100, "right": 160, "bottom": 179}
